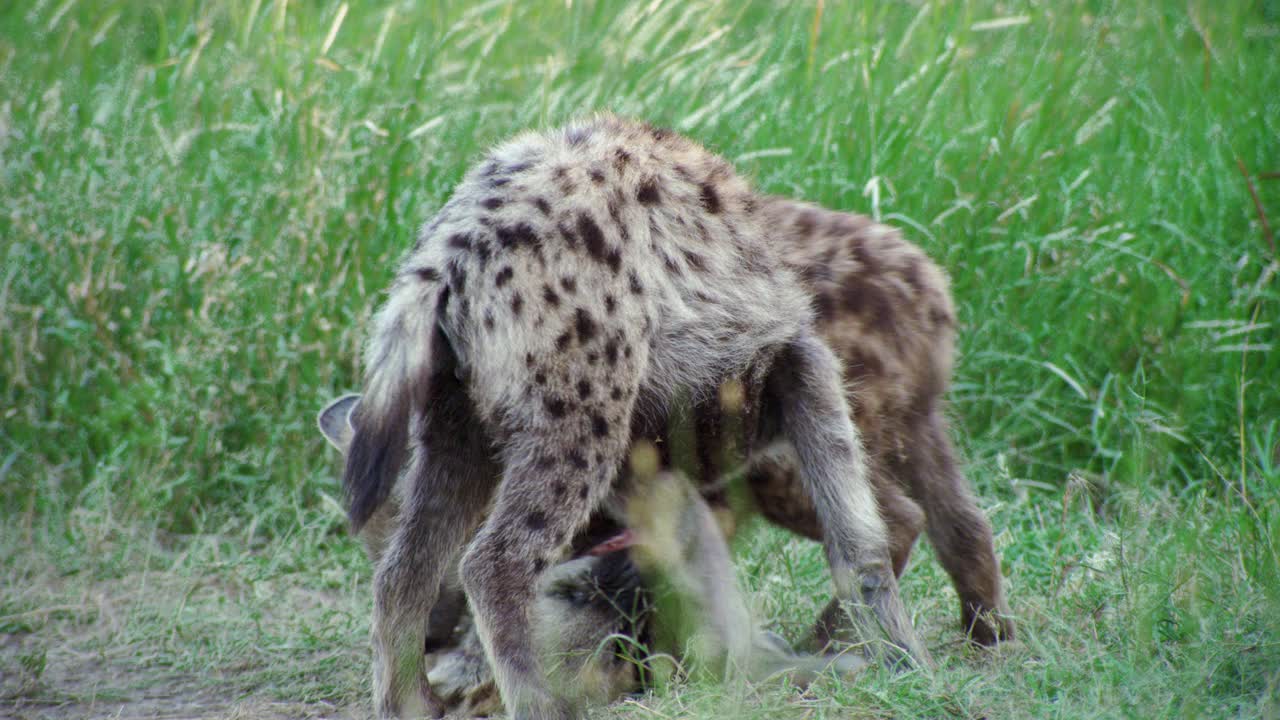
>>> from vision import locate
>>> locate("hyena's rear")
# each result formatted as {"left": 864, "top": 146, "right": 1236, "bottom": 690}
{"left": 345, "top": 116, "right": 921, "bottom": 719}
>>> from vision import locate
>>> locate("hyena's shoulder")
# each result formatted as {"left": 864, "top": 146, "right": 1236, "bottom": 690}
{"left": 761, "top": 197, "right": 957, "bottom": 440}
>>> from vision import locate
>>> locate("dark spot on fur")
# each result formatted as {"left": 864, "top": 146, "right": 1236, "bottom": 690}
{"left": 930, "top": 305, "right": 954, "bottom": 327}
{"left": 566, "top": 126, "right": 592, "bottom": 146}
{"left": 560, "top": 276, "right": 577, "bottom": 294}
{"left": 474, "top": 241, "right": 492, "bottom": 268}
{"left": 636, "top": 179, "right": 661, "bottom": 205}
{"left": 587, "top": 351, "right": 599, "bottom": 365}
{"left": 558, "top": 222, "right": 578, "bottom": 249}
{"left": 589, "top": 167, "right": 606, "bottom": 184}
{"left": 575, "top": 308, "right": 597, "bottom": 343}
{"left": 535, "top": 371, "right": 547, "bottom": 385}
{"left": 698, "top": 183, "right": 721, "bottom": 214}
{"left": 610, "top": 386, "right": 623, "bottom": 401}
{"left": 846, "top": 348, "right": 885, "bottom": 378}
{"left": 526, "top": 511, "right": 547, "bottom": 531}
{"left": 448, "top": 263, "right": 467, "bottom": 294}
{"left": 556, "top": 331, "right": 573, "bottom": 352}
{"left": 851, "top": 243, "right": 881, "bottom": 274}
{"left": 902, "top": 259, "right": 924, "bottom": 292}
{"left": 590, "top": 412, "right": 609, "bottom": 438}
{"left": 545, "top": 396, "right": 568, "bottom": 418}
{"left": 490, "top": 177, "right": 510, "bottom": 188}
{"left": 628, "top": 271, "right": 644, "bottom": 294}
{"left": 743, "top": 196, "right": 758, "bottom": 214}
{"left": 496, "top": 223, "right": 539, "bottom": 250}
{"left": 578, "top": 484, "right": 589, "bottom": 499}
{"left": 661, "top": 252, "right": 681, "bottom": 275}
{"left": 447, "top": 234, "right": 473, "bottom": 251}
{"left": 483, "top": 310, "right": 495, "bottom": 331}
{"left": 604, "top": 295, "right": 617, "bottom": 314}
{"left": 623, "top": 344, "right": 632, "bottom": 359}
{"left": 495, "top": 266, "right": 514, "bottom": 287}
{"left": 553, "top": 480, "right": 567, "bottom": 498}
{"left": 613, "top": 148, "right": 632, "bottom": 170}
{"left": 693, "top": 219, "right": 710, "bottom": 243}
{"left": 649, "top": 124, "right": 672, "bottom": 141}
{"left": 795, "top": 211, "right": 817, "bottom": 236}
{"left": 681, "top": 249, "right": 708, "bottom": 272}
{"left": 606, "top": 249, "right": 622, "bottom": 274}
{"left": 482, "top": 197, "right": 505, "bottom": 210}
{"left": 533, "top": 557, "right": 547, "bottom": 573}
{"left": 415, "top": 267, "right": 441, "bottom": 282}
{"left": 575, "top": 380, "right": 592, "bottom": 400}
{"left": 511, "top": 292, "right": 524, "bottom": 315}
{"left": 604, "top": 338, "right": 620, "bottom": 366}
{"left": 533, "top": 197, "right": 552, "bottom": 216}
{"left": 542, "top": 284, "right": 560, "bottom": 306}
{"left": 568, "top": 449, "right": 589, "bottom": 470}
{"left": 536, "top": 455, "right": 557, "bottom": 470}
{"left": 577, "top": 212, "right": 611, "bottom": 267}
{"left": 814, "top": 293, "right": 835, "bottom": 321}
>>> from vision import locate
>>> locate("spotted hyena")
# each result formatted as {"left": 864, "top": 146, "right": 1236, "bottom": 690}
{"left": 322, "top": 190, "right": 1012, "bottom": 715}
{"left": 341, "top": 115, "right": 925, "bottom": 719}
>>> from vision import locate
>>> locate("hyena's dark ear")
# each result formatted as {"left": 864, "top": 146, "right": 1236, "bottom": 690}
{"left": 317, "top": 394, "right": 361, "bottom": 454}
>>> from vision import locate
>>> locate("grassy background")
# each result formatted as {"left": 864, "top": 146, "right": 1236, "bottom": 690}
{"left": 2, "top": 0, "right": 1278, "bottom": 717}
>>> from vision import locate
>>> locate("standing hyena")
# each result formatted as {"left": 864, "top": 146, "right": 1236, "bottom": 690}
{"left": 343, "top": 115, "right": 922, "bottom": 719}
{"left": 742, "top": 196, "right": 1013, "bottom": 648}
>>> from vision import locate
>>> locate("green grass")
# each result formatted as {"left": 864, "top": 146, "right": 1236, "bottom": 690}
{"left": 2, "top": 0, "right": 1278, "bottom": 717}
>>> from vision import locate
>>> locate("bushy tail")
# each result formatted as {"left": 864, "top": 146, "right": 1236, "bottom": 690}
{"left": 344, "top": 281, "right": 448, "bottom": 533}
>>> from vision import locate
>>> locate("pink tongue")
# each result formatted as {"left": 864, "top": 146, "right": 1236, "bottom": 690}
{"left": 585, "top": 529, "right": 636, "bottom": 556}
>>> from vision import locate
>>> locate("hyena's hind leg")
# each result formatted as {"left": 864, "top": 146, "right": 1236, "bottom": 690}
{"left": 764, "top": 331, "right": 930, "bottom": 667}
{"left": 460, "top": 387, "right": 641, "bottom": 720}
{"left": 368, "top": 372, "right": 501, "bottom": 719}
{"left": 743, "top": 445, "right": 926, "bottom": 577}
{"left": 893, "top": 409, "right": 1013, "bottom": 646}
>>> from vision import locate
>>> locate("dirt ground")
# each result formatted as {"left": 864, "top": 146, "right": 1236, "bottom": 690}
{"left": 0, "top": 559, "right": 368, "bottom": 720}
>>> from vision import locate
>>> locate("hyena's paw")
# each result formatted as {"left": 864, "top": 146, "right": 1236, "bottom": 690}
{"left": 453, "top": 679, "right": 501, "bottom": 718}
{"left": 426, "top": 642, "right": 498, "bottom": 716}
{"left": 374, "top": 675, "right": 445, "bottom": 720}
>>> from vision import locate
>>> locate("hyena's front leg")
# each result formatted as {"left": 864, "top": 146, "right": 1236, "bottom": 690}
{"left": 318, "top": 393, "right": 484, "bottom": 675}
{"left": 767, "top": 331, "right": 930, "bottom": 668}
{"left": 369, "top": 379, "right": 499, "bottom": 719}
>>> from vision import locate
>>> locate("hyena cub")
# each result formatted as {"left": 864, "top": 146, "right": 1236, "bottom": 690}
{"left": 342, "top": 115, "right": 921, "bottom": 719}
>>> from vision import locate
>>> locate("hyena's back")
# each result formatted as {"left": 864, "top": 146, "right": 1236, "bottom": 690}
{"left": 349, "top": 117, "right": 812, "bottom": 528}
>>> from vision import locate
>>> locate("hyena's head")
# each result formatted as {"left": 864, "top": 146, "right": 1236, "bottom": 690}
{"left": 317, "top": 394, "right": 649, "bottom": 706}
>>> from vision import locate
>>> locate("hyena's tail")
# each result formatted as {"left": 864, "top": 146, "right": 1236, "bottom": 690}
{"left": 344, "top": 278, "right": 450, "bottom": 533}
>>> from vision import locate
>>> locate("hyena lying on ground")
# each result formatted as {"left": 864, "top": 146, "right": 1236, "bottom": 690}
{"left": 322, "top": 195, "right": 1012, "bottom": 716}
{"left": 345, "top": 114, "right": 931, "bottom": 719}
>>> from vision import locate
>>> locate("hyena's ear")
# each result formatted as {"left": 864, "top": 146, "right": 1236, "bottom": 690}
{"left": 317, "top": 394, "right": 362, "bottom": 455}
